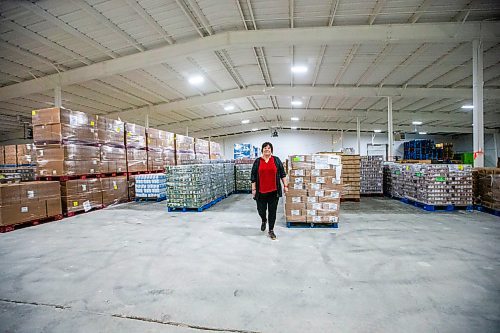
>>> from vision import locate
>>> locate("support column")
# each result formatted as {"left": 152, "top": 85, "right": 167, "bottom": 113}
{"left": 473, "top": 39, "right": 484, "bottom": 167}
{"left": 186, "top": 127, "right": 189, "bottom": 137}
{"left": 387, "top": 96, "right": 393, "bottom": 161}
{"left": 54, "top": 86, "right": 62, "bottom": 107}
{"left": 356, "top": 117, "right": 361, "bottom": 155}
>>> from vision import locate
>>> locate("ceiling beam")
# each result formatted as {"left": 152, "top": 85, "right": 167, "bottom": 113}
{"left": 1, "top": 21, "right": 499, "bottom": 101}
{"left": 107, "top": 84, "right": 500, "bottom": 119}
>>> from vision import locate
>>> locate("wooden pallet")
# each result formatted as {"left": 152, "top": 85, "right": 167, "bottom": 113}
{"left": 0, "top": 214, "right": 64, "bottom": 233}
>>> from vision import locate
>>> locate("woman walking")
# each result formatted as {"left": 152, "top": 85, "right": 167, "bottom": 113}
{"left": 251, "top": 142, "right": 288, "bottom": 240}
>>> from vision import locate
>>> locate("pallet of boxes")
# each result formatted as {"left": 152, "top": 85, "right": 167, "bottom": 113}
{"left": 338, "top": 154, "right": 361, "bottom": 201}
{"left": 285, "top": 154, "right": 342, "bottom": 228}
{"left": 473, "top": 168, "right": 500, "bottom": 215}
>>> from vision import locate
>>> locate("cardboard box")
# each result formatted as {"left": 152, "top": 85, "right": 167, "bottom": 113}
{"left": 0, "top": 146, "right": 4, "bottom": 164}
{"left": 97, "top": 116, "right": 125, "bottom": 146}
{"left": 0, "top": 184, "right": 21, "bottom": 205}
{"left": 4, "top": 145, "right": 17, "bottom": 164}
{"left": 289, "top": 169, "right": 311, "bottom": 177}
{"left": 101, "top": 176, "right": 128, "bottom": 206}
{"left": 125, "top": 123, "right": 146, "bottom": 148}
{"left": 289, "top": 176, "right": 310, "bottom": 185}
{"left": 307, "top": 215, "right": 339, "bottom": 223}
{"left": 310, "top": 169, "right": 337, "bottom": 177}
{"left": 285, "top": 202, "right": 306, "bottom": 210}
{"left": 46, "top": 198, "right": 62, "bottom": 217}
{"left": 0, "top": 201, "right": 46, "bottom": 226}
{"left": 285, "top": 195, "right": 306, "bottom": 204}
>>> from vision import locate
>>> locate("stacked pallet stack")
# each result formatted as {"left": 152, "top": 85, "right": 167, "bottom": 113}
{"left": 175, "top": 134, "right": 195, "bottom": 165}
{"left": 360, "top": 156, "right": 383, "bottom": 194}
{"left": 97, "top": 116, "right": 126, "bottom": 174}
{"left": 166, "top": 164, "right": 212, "bottom": 209}
{"left": 32, "top": 107, "right": 100, "bottom": 177}
{"left": 223, "top": 162, "right": 235, "bottom": 195}
{"left": 339, "top": 154, "right": 360, "bottom": 201}
{"left": 209, "top": 141, "right": 222, "bottom": 160}
{"left": 383, "top": 163, "right": 393, "bottom": 196}
{"left": 101, "top": 176, "right": 128, "bottom": 206}
{"left": 135, "top": 174, "right": 167, "bottom": 201}
{"left": 472, "top": 168, "right": 500, "bottom": 210}
{"left": 210, "top": 163, "right": 225, "bottom": 200}
{"left": 61, "top": 179, "right": 103, "bottom": 215}
{"left": 146, "top": 128, "right": 175, "bottom": 171}
{"left": 285, "top": 154, "right": 342, "bottom": 225}
{"left": 125, "top": 123, "right": 147, "bottom": 172}
{"left": 195, "top": 139, "right": 210, "bottom": 162}
{"left": 383, "top": 163, "right": 405, "bottom": 198}
{"left": 0, "top": 181, "right": 62, "bottom": 228}
{"left": 235, "top": 160, "right": 253, "bottom": 192}
{"left": 0, "top": 144, "right": 36, "bottom": 182}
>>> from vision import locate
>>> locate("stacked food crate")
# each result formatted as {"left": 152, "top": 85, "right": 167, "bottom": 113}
{"left": 195, "top": 138, "right": 210, "bottom": 162}
{"left": 33, "top": 107, "right": 101, "bottom": 177}
{"left": 125, "top": 123, "right": 147, "bottom": 172}
{"left": 166, "top": 164, "right": 212, "bottom": 209}
{"left": 223, "top": 161, "right": 235, "bottom": 195}
{"left": 339, "top": 154, "right": 360, "bottom": 201}
{"left": 209, "top": 163, "right": 225, "bottom": 200}
{"left": 360, "top": 156, "right": 383, "bottom": 194}
{"left": 473, "top": 168, "right": 500, "bottom": 210}
{"left": 146, "top": 128, "right": 175, "bottom": 171}
{"left": 383, "top": 163, "right": 405, "bottom": 198}
{"left": 0, "top": 181, "right": 62, "bottom": 227}
{"left": 97, "top": 116, "right": 126, "bottom": 174}
{"left": 135, "top": 173, "right": 167, "bottom": 201}
{"left": 285, "top": 154, "right": 342, "bottom": 225}
{"left": 175, "top": 134, "right": 195, "bottom": 165}
{"left": 210, "top": 141, "right": 222, "bottom": 160}
{"left": 235, "top": 160, "right": 253, "bottom": 192}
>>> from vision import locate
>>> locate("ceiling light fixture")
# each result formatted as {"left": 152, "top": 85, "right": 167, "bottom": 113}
{"left": 374, "top": 129, "right": 382, "bottom": 133}
{"left": 419, "top": 131, "right": 427, "bottom": 135}
{"left": 412, "top": 121, "right": 423, "bottom": 125}
{"left": 241, "top": 119, "right": 250, "bottom": 124}
{"left": 291, "top": 100, "right": 302, "bottom": 106}
{"left": 224, "top": 105, "right": 234, "bottom": 111}
{"left": 188, "top": 75, "right": 204, "bottom": 85}
{"left": 251, "top": 128, "right": 258, "bottom": 131}
{"left": 291, "top": 126, "right": 298, "bottom": 130}
{"left": 291, "top": 65, "right": 308, "bottom": 73}
{"left": 291, "top": 117, "right": 299, "bottom": 121}
{"left": 461, "top": 105, "right": 474, "bottom": 109}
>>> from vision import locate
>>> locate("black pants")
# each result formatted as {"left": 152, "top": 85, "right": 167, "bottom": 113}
{"left": 256, "top": 191, "right": 279, "bottom": 231}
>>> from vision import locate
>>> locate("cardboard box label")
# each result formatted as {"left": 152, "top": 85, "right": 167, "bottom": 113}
{"left": 316, "top": 177, "right": 325, "bottom": 183}
{"left": 307, "top": 197, "right": 317, "bottom": 203}
{"left": 328, "top": 155, "right": 341, "bottom": 165}
{"left": 32, "top": 110, "right": 36, "bottom": 115}
{"left": 290, "top": 209, "right": 300, "bottom": 216}
{"left": 311, "top": 216, "right": 322, "bottom": 222}
{"left": 81, "top": 184, "right": 87, "bottom": 191}
{"left": 90, "top": 121, "right": 95, "bottom": 127}
{"left": 113, "top": 181, "right": 117, "bottom": 190}
{"left": 73, "top": 201, "right": 79, "bottom": 207}
{"left": 292, "top": 156, "right": 305, "bottom": 162}
{"left": 310, "top": 183, "right": 321, "bottom": 190}
{"left": 314, "top": 190, "right": 325, "bottom": 197}
{"left": 83, "top": 200, "right": 91, "bottom": 212}
{"left": 292, "top": 177, "right": 303, "bottom": 184}
{"left": 307, "top": 210, "right": 316, "bottom": 216}
{"left": 27, "top": 190, "right": 34, "bottom": 198}
{"left": 21, "top": 206, "right": 28, "bottom": 213}
{"left": 324, "top": 203, "right": 338, "bottom": 211}
{"left": 329, "top": 216, "right": 339, "bottom": 222}
{"left": 311, "top": 203, "right": 322, "bottom": 210}
{"left": 327, "top": 191, "right": 340, "bottom": 198}
{"left": 293, "top": 184, "right": 303, "bottom": 190}
{"left": 292, "top": 169, "right": 304, "bottom": 176}
{"left": 291, "top": 197, "right": 301, "bottom": 203}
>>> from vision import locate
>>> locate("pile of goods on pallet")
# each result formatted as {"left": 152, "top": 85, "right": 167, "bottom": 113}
{"left": 338, "top": 154, "right": 360, "bottom": 200}
{"left": 235, "top": 159, "right": 253, "bottom": 192}
{"left": 223, "top": 162, "right": 236, "bottom": 196}
{"left": 194, "top": 139, "right": 210, "bottom": 162}
{"left": 175, "top": 134, "right": 195, "bottom": 165}
{"left": 209, "top": 141, "right": 222, "bottom": 160}
{"left": 360, "top": 156, "right": 383, "bottom": 194}
{"left": 473, "top": 168, "right": 500, "bottom": 210}
{"left": 403, "top": 139, "right": 453, "bottom": 161}
{"left": 165, "top": 164, "right": 214, "bottom": 209}
{"left": 384, "top": 163, "right": 473, "bottom": 207}
{"left": 285, "top": 154, "right": 342, "bottom": 225}
{"left": 146, "top": 128, "right": 175, "bottom": 171}
{"left": 0, "top": 144, "right": 36, "bottom": 182}
{"left": 134, "top": 173, "right": 167, "bottom": 201}
{"left": 0, "top": 181, "right": 61, "bottom": 227}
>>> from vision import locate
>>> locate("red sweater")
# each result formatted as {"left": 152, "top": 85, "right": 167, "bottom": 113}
{"left": 258, "top": 156, "right": 277, "bottom": 193}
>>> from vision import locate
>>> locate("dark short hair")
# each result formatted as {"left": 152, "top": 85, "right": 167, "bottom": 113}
{"left": 261, "top": 142, "right": 273, "bottom": 153}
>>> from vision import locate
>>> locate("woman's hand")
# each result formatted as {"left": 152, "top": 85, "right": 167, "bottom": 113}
{"left": 284, "top": 185, "right": 288, "bottom": 194}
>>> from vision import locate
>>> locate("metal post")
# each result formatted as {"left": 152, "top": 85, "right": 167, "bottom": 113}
{"left": 387, "top": 96, "right": 393, "bottom": 161}
{"left": 356, "top": 117, "right": 361, "bottom": 155}
{"left": 54, "top": 86, "right": 62, "bottom": 107}
{"left": 473, "top": 39, "right": 484, "bottom": 167}
{"left": 186, "top": 127, "right": 189, "bottom": 137}
{"left": 145, "top": 113, "right": 149, "bottom": 129}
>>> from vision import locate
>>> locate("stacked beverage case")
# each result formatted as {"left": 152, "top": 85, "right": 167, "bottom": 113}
{"left": 360, "top": 156, "right": 383, "bottom": 194}
{"left": 285, "top": 154, "right": 342, "bottom": 224}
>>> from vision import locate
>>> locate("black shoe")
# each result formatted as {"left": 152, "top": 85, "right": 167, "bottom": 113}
{"left": 269, "top": 230, "right": 276, "bottom": 240}
{"left": 261, "top": 221, "right": 266, "bottom": 232}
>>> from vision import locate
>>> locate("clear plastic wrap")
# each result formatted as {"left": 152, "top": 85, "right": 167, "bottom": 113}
{"left": 61, "top": 178, "right": 103, "bottom": 214}
{"left": 360, "top": 156, "right": 383, "bottom": 194}
{"left": 100, "top": 176, "right": 129, "bottom": 206}
{"left": 210, "top": 141, "right": 222, "bottom": 160}
{"left": 473, "top": 168, "right": 500, "bottom": 209}
{"left": 125, "top": 123, "right": 146, "bottom": 148}
{"left": 126, "top": 148, "right": 147, "bottom": 172}
{"left": 97, "top": 116, "right": 125, "bottom": 146}
{"left": 35, "top": 144, "right": 101, "bottom": 176}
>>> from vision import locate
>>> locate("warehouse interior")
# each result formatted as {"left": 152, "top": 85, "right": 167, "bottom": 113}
{"left": 0, "top": 1, "right": 499, "bottom": 332}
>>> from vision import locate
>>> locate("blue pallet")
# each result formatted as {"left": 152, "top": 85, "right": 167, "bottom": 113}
{"left": 135, "top": 196, "right": 166, "bottom": 202}
{"left": 235, "top": 190, "right": 252, "bottom": 194}
{"left": 167, "top": 195, "right": 225, "bottom": 212}
{"left": 400, "top": 197, "right": 473, "bottom": 212}
{"left": 286, "top": 222, "right": 339, "bottom": 229}
{"left": 475, "top": 205, "right": 500, "bottom": 217}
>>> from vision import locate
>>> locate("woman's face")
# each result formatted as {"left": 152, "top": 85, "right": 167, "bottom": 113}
{"left": 262, "top": 145, "right": 272, "bottom": 156}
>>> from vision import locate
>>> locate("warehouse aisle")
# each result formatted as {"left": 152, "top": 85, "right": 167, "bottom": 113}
{"left": 0, "top": 196, "right": 499, "bottom": 333}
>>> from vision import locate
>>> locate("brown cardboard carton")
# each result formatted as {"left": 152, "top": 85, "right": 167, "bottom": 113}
{"left": 97, "top": 116, "right": 125, "bottom": 145}
{"left": 285, "top": 202, "right": 305, "bottom": 211}
{"left": 285, "top": 195, "right": 306, "bottom": 204}
{"left": 101, "top": 177, "right": 128, "bottom": 206}
{"left": 286, "top": 189, "right": 307, "bottom": 197}
{"left": 4, "top": 145, "right": 17, "bottom": 164}
{"left": 289, "top": 176, "right": 309, "bottom": 185}
{"left": 310, "top": 169, "right": 337, "bottom": 177}
{"left": 307, "top": 215, "right": 339, "bottom": 223}
{"left": 0, "top": 184, "right": 21, "bottom": 205}
{"left": 306, "top": 196, "right": 319, "bottom": 203}
{"left": 16, "top": 144, "right": 35, "bottom": 165}
{"left": 0, "top": 146, "right": 4, "bottom": 164}
{"left": 31, "top": 107, "right": 61, "bottom": 125}
{"left": 0, "top": 201, "right": 46, "bottom": 226}
{"left": 46, "top": 198, "right": 62, "bottom": 217}
{"left": 306, "top": 202, "right": 323, "bottom": 210}
{"left": 125, "top": 123, "right": 146, "bottom": 148}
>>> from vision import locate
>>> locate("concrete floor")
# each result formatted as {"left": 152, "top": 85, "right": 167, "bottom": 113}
{"left": 0, "top": 195, "right": 499, "bottom": 333}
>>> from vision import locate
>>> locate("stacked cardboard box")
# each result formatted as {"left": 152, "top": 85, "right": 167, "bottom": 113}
{"left": 125, "top": 123, "right": 147, "bottom": 172}
{"left": 210, "top": 141, "right": 222, "bottom": 160}
{"left": 285, "top": 154, "right": 342, "bottom": 224}
{"left": 32, "top": 107, "right": 99, "bottom": 176}
{"left": 128, "top": 175, "right": 137, "bottom": 201}
{"left": 473, "top": 168, "right": 500, "bottom": 209}
{"left": 146, "top": 128, "right": 175, "bottom": 171}
{"left": 339, "top": 154, "right": 360, "bottom": 200}
{"left": 0, "top": 181, "right": 62, "bottom": 226}
{"left": 360, "top": 156, "right": 383, "bottom": 194}
{"left": 195, "top": 138, "right": 210, "bottom": 162}
{"left": 135, "top": 174, "right": 167, "bottom": 199}
{"left": 101, "top": 176, "right": 128, "bottom": 206}
{"left": 383, "top": 163, "right": 405, "bottom": 198}
{"left": 175, "top": 134, "right": 195, "bottom": 165}
{"left": 210, "top": 163, "right": 225, "bottom": 200}
{"left": 0, "top": 146, "right": 4, "bottom": 164}
{"left": 61, "top": 178, "right": 103, "bottom": 214}
{"left": 97, "top": 116, "right": 126, "bottom": 174}
{"left": 4, "top": 145, "right": 17, "bottom": 165}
